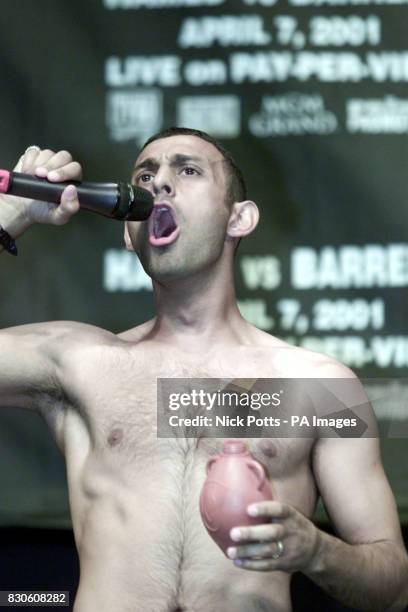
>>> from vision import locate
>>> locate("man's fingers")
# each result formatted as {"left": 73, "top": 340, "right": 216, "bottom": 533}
{"left": 14, "top": 155, "right": 25, "bottom": 172}
{"left": 49, "top": 185, "right": 80, "bottom": 225}
{"left": 18, "top": 148, "right": 82, "bottom": 183}
{"left": 45, "top": 161, "right": 83, "bottom": 182}
{"left": 20, "top": 146, "right": 42, "bottom": 171}
{"left": 248, "top": 501, "right": 290, "bottom": 519}
{"left": 230, "top": 522, "right": 285, "bottom": 545}
{"left": 32, "top": 149, "right": 58, "bottom": 169}
{"left": 34, "top": 151, "right": 76, "bottom": 178}
{"left": 21, "top": 148, "right": 53, "bottom": 173}
{"left": 9, "top": 147, "right": 82, "bottom": 229}
{"left": 228, "top": 539, "right": 284, "bottom": 560}
{"left": 232, "top": 558, "right": 278, "bottom": 572}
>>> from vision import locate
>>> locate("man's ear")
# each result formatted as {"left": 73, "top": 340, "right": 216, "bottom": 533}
{"left": 124, "top": 221, "right": 135, "bottom": 251}
{"left": 226, "top": 200, "right": 259, "bottom": 239}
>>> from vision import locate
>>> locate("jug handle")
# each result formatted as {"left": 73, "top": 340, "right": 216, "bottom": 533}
{"left": 206, "top": 456, "right": 218, "bottom": 475}
{"left": 246, "top": 459, "right": 265, "bottom": 490}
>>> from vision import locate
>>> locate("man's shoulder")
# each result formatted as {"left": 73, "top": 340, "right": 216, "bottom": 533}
{"left": 115, "top": 318, "right": 156, "bottom": 343}
{"left": 280, "top": 343, "right": 356, "bottom": 379}
{"left": 34, "top": 320, "right": 119, "bottom": 360}
{"left": 252, "top": 329, "right": 357, "bottom": 379}
{"left": 49, "top": 319, "right": 156, "bottom": 346}
{"left": 49, "top": 318, "right": 155, "bottom": 364}
{"left": 43, "top": 320, "right": 116, "bottom": 343}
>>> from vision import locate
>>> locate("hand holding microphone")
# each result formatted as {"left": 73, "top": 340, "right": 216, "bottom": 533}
{"left": 0, "top": 170, "right": 154, "bottom": 221}
{"left": 0, "top": 146, "right": 153, "bottom": 255}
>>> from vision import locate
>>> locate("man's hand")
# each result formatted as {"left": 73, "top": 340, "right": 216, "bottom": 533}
{"left": 0, "top": 146, "right": 81, "bottom": 239}
{"left": 227, "top": 501, "right": 319, "bottom": 573}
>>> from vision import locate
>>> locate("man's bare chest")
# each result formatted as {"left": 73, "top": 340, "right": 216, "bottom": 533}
{"left": 61, "top": 343, "right": 315, "bottom": 484}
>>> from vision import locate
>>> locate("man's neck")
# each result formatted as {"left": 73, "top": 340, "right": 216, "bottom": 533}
{"left": 150, "top": 264, "right": 246, "bottom": 351}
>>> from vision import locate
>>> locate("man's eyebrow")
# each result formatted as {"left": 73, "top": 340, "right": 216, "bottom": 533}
{"left": 133, "top": 157, "right": 158, "bottom": 173}
{"left": 170, "top": 154, "right": 207, "bottom": 166}
{"left": 133, "top": 154, "right": 208, "bottom": 173}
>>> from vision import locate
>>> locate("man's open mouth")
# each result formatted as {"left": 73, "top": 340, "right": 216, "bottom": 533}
{"left": 149, "top": 205, "right": 180, "bottom": 247}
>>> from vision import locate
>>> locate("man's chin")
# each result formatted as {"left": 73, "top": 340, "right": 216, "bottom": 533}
{"left": 137, "top": 240, "right": 222, "bottom": 284}
{"left": 138, "top": 253, "right": 190, "bottom": 284}
{"left": 149, "top": 265, "right": 192, "bottom": 285}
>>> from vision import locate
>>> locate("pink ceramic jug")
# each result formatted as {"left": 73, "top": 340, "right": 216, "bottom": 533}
{"left": 199, "top": 439, "right": 273, "bottom": 554}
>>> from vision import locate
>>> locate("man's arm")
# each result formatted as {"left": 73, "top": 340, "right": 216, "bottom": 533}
{"left": 307, "top": 435, "right": 408, "bottom": 611}
{"left": 0, "top": 146, "right": 82, "bottom": 410}
{"left": 0, "top": 146, "right": 81, "bottom": 253}
{"left": 229, "top": 458, "right": 408, "bottom": 611}
{"left": 0, "top": 320, "right": 93, "bottom": 411}
{"left": 0, "top": 323, "right": 62, "bottom": 409}
{"left": 306, "top": 368, "right": 408, "bottom": 610}
{"left": 226, "top": 364, "right": 408, "bottom": 611}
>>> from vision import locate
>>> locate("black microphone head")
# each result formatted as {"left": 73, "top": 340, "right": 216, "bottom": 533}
{"left": 117, "top": 182, "right": 153, "bottom": 221}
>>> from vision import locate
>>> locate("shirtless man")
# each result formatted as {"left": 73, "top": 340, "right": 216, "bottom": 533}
{"left": 0, "top": 128, "right": 407, "bottom": 612}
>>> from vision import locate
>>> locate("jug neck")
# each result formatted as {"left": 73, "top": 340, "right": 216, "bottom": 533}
{"left": 222, "top": 440, "right": 249, "bottom": 455}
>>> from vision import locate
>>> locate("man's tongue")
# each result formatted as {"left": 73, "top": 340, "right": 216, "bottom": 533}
{"left": 154, "top": 208, "right": 177, "bottom": 238}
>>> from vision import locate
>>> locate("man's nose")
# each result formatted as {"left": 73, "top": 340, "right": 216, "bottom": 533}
{"left": 153, "top": 167, "right": 174, "bottom": 196}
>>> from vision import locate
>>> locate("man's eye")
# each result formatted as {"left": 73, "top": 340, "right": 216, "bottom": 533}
{"left": 139, "top": 173, "right": 153, "bottom": 183}
{"left": 182, "top": 166, "right": 198, "bottom": 175}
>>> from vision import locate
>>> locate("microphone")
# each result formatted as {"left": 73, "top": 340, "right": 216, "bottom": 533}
{"left": 0, "top": 169, "right": 153, "bottom": 221}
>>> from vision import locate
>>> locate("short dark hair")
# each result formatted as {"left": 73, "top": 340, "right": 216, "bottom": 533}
{"left": 141, "top": 127, "right": 247, "bottom": 207}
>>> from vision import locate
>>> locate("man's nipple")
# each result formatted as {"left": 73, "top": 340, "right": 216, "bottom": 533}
{"left": 107, "top": 428, "right": 124, "bottom": 447}
{"left": 257, "top": 439, "right": 278, "bottom": 458}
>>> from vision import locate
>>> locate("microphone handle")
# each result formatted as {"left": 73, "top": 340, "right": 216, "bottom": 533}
{"left": 1, "top": 172, "right": 153, "bottom": 221}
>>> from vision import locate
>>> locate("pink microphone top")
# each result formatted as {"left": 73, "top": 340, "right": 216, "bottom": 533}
{"left": 0, "top": 170, "right": 11, "bottom": 194}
